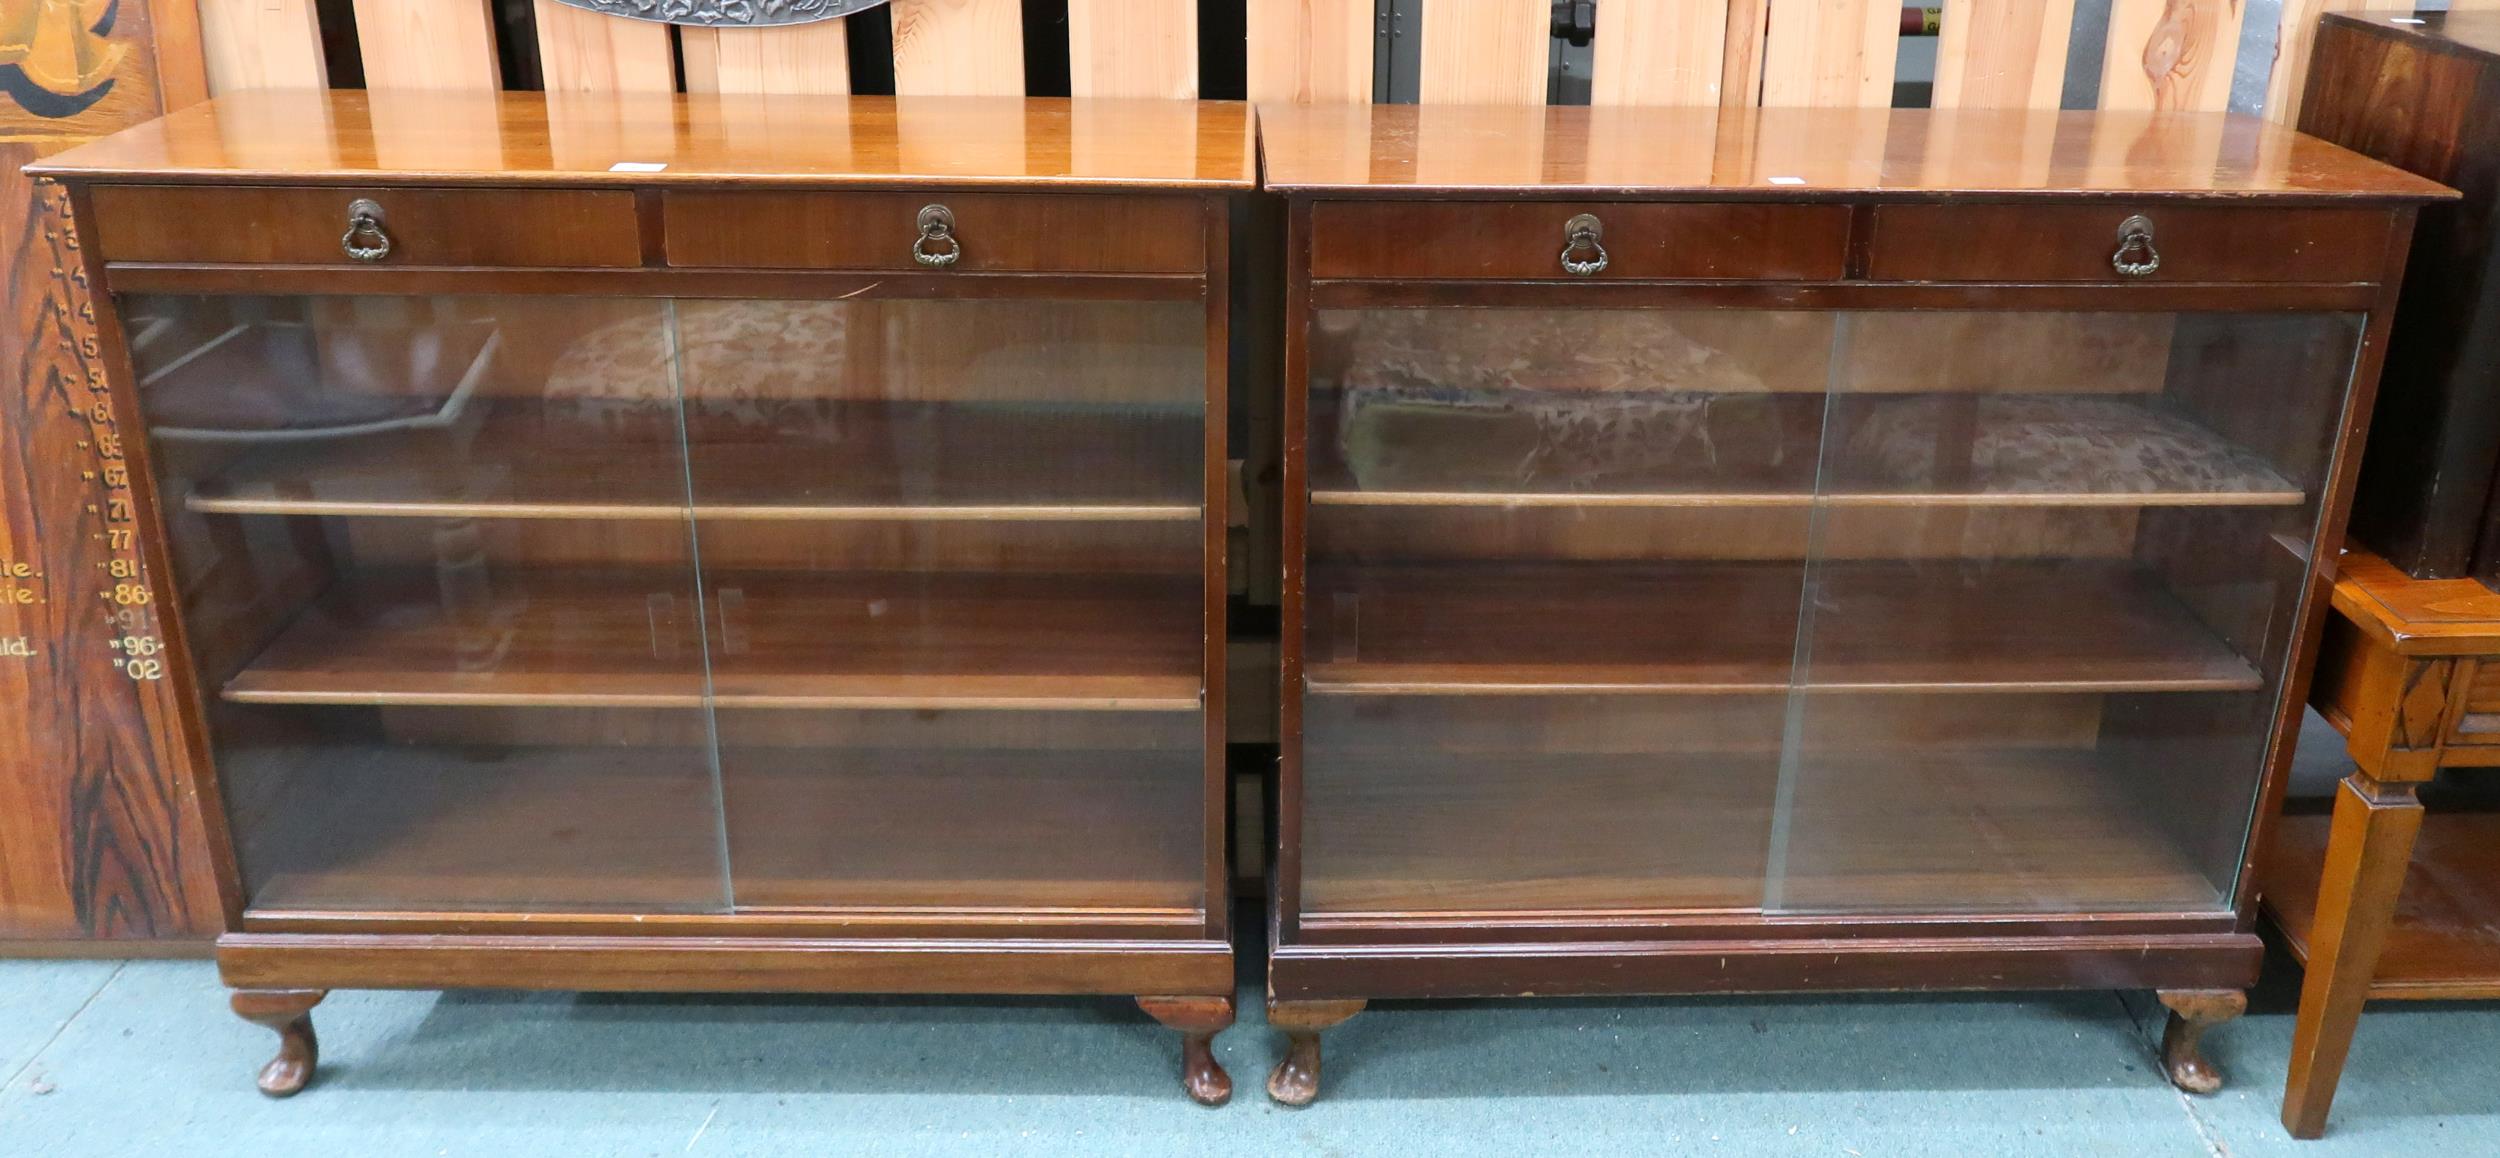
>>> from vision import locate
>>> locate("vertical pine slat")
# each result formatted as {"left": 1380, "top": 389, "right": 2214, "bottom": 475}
{"left": 153, "top": 0, "right": 215, "bottom": 108}
{"left": 349, "top": 0, "right": 503, "bottom": 171}
{"left": 1933, "top": 0, "right": 2078, "bottom": 110}
{"left": 352, "top": 0, "right": 500, "bottom": 92}
{"left": 890, "top": 0, "right": 1025, "bottom": 96}
{"left": 1722, "top": 0, "right": 1771, "bottom": 107}
{"left": 682, "top": 22, "right": 853, "bottom": 96}
{"left": 1761, "top": 0, "right": 1898, "bottom": 108}
{"left": 1418, "top": 0, "right": 1549, "bottom": 105}
{"left": 1247, "top": 0, "right": 1373, "bottom": 103}
{"left": 198, "top": 0, "right": 328, "bottom": 94}
{"left": 1069, "top": 0, "right": 1198, "bottom": 98}
{"left": 532, "top": 0, "right": 677, "bottom": 95}
{"left": 1592, "top": 0, "right": 1732, "bottom": 107}
{"left": 2100, "top": 0, "right": 2247, "bottom": 112}
{"left": 2265, "top": 1, "right": 2414, "bottom": 124}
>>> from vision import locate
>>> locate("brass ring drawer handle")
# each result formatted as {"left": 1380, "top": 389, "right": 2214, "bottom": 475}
{"left": 913, "top": 203, "right": 961, "bottom": 268}
{"left": 2112, "top": 214, "right": 2160, "bottom": 278}
{"left": 1560, "top": 213, "right": 1608, "bottom": 276}
{"left": 341, "top": 198, "right": 392, "bottom": 263}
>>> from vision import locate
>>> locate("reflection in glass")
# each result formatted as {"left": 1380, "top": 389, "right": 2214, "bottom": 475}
{"left": 675, "top": 298, "right": 1211, "bottom": 913}
{"left": 1297, "top": 307, "right": 2363, "bottom": 920}
{"left": 129, "top": 293, "right": 1216, "bottom": 919}
{"left": 127, "top": 294, "right": 726, "bottom": 913}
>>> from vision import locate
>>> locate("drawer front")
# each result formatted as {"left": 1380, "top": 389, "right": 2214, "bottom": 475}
{"left": 664, "top": 191, "right": 1206, "bottom": 273}
{"left": 88, "top": 185, "right": 644, "bottom": 267}
{"left": 2450, "top": 659, "right": 2500, "bottom": 748}
{"left": 1307, "top": 202, "right": 1852, "bottom": 280}
{"left": 1867, "top": 204, "right": 2396, "bottom": 284}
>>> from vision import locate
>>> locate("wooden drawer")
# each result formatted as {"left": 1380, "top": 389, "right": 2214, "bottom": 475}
{"left": 1866, "top": 204, "right": 2397, "bottom": 284}
{"left": 663, "top": 191, "right": 1205, "bottom": 273}
{"left": 2450, "top": 658, "right": 2500, "bottom": 748}
{"left": 1306, "top": 201, "right": 1851, "bottom": 280}
{"left": 87, "top": 185, "right": 644, "bottom": 267}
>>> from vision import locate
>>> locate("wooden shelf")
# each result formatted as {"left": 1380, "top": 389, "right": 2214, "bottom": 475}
{"left": 1304, "top": 560, "right": 2262, "bottom": 695}
{"left": 723, "top": 744, "right": 1205, "bottom": 911}
{"left": 187, "top": 401, "right": 1203, "bottom": 522}
{"left": 1298, "top": 743, "right": 2228, "bottom": 916}
{"left": 1299, "top": 749, "right": 1773, "bottom": 914}
{"left": 1773, "top": 747, "right": 2230, "bottom": 913}
{"left": 1309, "top": 488, "right": 2305, "bottom": 510}
{"left": 236, "top": 743, "right": 735, "bottom": 914}
{"left": 2262, "top": 811, "right": 2500, "bottom": 1000}
{"left": 1311, "top": 394, "right": 2302, "bottom": 511}
{"left": 224, "top": 568, "right": 1203, "bottom": 711}
{"left": 235, "top": 742, "right": 1206, "bottom": 915}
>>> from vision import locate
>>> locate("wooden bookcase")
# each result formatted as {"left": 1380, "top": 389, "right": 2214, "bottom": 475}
{"left": 1258, "top": 101, "right": 2450, "bottom": 1105}
{"left": 2303, "top": 10, "right": 2500, "bottom": 585}
{"left": 32, "top": 89, "right": 1252, "bottom": 1104}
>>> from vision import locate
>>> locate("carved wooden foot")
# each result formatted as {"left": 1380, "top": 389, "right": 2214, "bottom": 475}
{"left": 2157, "top": 989, "right": 2246, "bottom": 1095}
{"left": 230, "top": 989, "right": 326, "bottom": 1097}
{"left": 1266, "top": 999, "right": 1365, "bottom": 1106}
{"left": 1136, "top": 996, "right": 1236, "bottom": 1106}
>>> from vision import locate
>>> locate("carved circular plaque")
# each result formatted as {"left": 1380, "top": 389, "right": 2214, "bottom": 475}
{"left": 547, "top": 0, "right": 891, "bottom": 26}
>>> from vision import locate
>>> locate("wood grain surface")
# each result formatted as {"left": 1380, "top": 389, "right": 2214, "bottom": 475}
{"left": 0, "top": 0, "right": 222, "bottom": 945}
{"left": 1933, "top": 0, "right": 2078, "bottom": 110}
{"left": 1254, "top": 104, "right": 2451, "bottom": 200}
{"left": 35, "top": 91, "right": 1257, "bottom": 190}
{"left": 1247, "top": 0, "right": 1373, "bottom": 104}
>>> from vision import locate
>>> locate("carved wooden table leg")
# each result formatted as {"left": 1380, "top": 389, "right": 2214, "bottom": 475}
{"left": 2156, "top": 989, "right": 2247, "bottom": 1094}
{"left": 1136, "top": 995, "right": 1236, "bottom": 1106}
{"left": 2282, "top": 774, "right": 2425, "bottom": 1138}
{"left": 230, "top": 989, "right": 326, "bottom": 1098}
{"left": 1266, "top": 998, "right": 1365, "bottom": 1106}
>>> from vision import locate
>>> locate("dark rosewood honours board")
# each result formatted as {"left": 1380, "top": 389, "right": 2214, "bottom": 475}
{"left": 1258, "top": 103, "right": 2450, "bottom": 1104}
{"left": 31, "top": 90, "right": 1251, "bottom": 1103}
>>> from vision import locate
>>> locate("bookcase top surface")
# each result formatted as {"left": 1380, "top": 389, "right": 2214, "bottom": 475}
{"left": 31, "top": 90, "right": 1256, "bottom": 190}
{"left": 2324, "top": 10, "right": 2500, "bottom": 64}
{"left": 1256, "top": 103, "right": 2453, "bottom": 202}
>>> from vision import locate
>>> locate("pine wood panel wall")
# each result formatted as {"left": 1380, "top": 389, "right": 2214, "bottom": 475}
{"left": 1593, "top": 0, "right": 1732, "bottom": 107}
{"left": 1418, "top": 0, "right": 1550, "bottom": 105}
{"left": 188, "top": 0, "right": 2413, "bottom": 127}
{"left": 1933, "top": 0, "right": 2078, "bottom": 110}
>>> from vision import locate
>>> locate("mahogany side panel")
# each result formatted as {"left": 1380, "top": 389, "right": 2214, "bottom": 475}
{"left": 2301, "top": 14, "right": 2500, "bottom": 581}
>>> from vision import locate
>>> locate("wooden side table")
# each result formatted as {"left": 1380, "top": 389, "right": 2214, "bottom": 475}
{"left": 2264, "top": 549, "right": 2500, "bottom": 1137}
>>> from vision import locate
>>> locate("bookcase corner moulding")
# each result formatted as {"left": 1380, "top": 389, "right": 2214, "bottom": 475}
{"left": 1255, "top": 100, "right": 2454, "bottom": 1105}
{"left": 30, "top": 88, "right": 1255, "bottom": 1103}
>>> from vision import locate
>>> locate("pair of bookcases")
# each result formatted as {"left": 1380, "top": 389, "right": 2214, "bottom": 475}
{"left": 32, "top": 90, "right": 2446, "bottom": 1104}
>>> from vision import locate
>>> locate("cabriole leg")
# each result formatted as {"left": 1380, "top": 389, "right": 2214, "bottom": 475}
{"left": 1266, "top": 998, "right": 1365, "bottom": 1106}
{"left": 230, "top": 989, "right": 326, "bottom": 1098}
{"left": 1136, "top": 995, "right": 1236, "bottom": 1106}
{"left": 2157, "top": 988, "right": 2247, "bottom": 1095}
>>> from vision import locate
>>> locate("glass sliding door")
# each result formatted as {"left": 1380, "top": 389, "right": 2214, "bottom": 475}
{"left": 1293, "top": 303, "right": 2363, "bottom": 922}
{"left": 1766, "top": 310, "right": 2365, "bottom": 915}
{"left": 675, "top": 297, "right": 1210, "bottom": 916}
{"left": 1295, "top": 307, "right": 1832, "bottom": 915}
{"left": 123, "top": 294, "right": 730, "bottom": 914}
